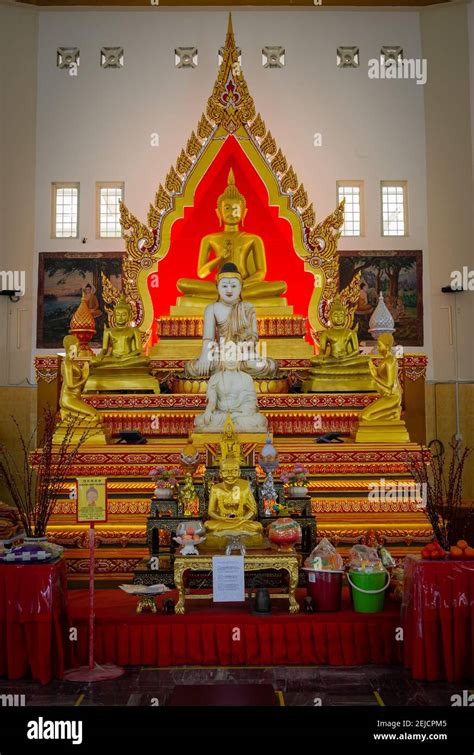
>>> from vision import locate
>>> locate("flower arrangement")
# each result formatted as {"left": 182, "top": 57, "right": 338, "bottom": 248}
{"left": 0, "top": 409, "right": 95, "bottom": 538}
{"left": 149, "top": 465, "right": 180, "bottom": 489}
{"left": 410, "top": 440, "right": 472, "bottom": 550}
{"left": 280, "top": 463, "right": 309, "bottom": 487}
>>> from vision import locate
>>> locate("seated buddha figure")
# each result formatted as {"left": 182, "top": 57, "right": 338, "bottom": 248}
{"left": 355, "top": 333, "right": 409, "bottom": 443}
{"left": 193, "top": 355, "right": 268, "bottom": 434}
{"left": 176, "top": 169, "right": 287, "bottom": 311}
{"left": 185, "top": 262, "right": 279, "bottom": 379}
{"left": 84, "top": 295, "right": 160, "bottom": 393}
{"left": 303, "top": 296, "right": 375, "bottom": 393}
{"left": 204, "top": 454, "right": 264, "bottom": 549}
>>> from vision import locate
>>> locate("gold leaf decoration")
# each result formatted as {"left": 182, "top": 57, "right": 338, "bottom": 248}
{"left": 249, "top": 114, "right": 266, "bottom": 139}
{"left": 165, "top": 166, "right": 182, "bottom": 194}
{"left": 147, "top": 204, "right": 160, "bottom": 230}
{"left": 260, "top": 131, "right": 277, "bottom": 156}
{"left": 155, "top": 185, "right": 171, "bottom": 212}
{"left": 197, "top": 114, "right": 213, "bottom": 140}
{"left": 281, "top": 166, "right": 298, "bottom": 193}
{"left": 206, "top": 98, "right": 224, "bottom": 125}
{"left": 186, "top": 132, "right": 202, "bottom": 158}
{"left": 176, "top": 149, "right": 193, "bottom": 176}
{"left": 239, "top": 95, "right": 256, "bottom": 124}
{"left": 293, "top": 184, "right": 308, "bottom": 208}
{"left": 271, "top": 149, "right": 288, "bottom": 175}
{"left": 301, "top": 204, "right": 316, "bottom": 227}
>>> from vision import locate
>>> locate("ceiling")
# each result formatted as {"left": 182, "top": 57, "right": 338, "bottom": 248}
{"left": 16, "top": 0, "right": 451, "bottom": 7}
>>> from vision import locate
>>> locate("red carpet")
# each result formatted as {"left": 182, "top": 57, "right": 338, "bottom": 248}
{"left": 68, "top": 588, "right": 402, "bottom": 667}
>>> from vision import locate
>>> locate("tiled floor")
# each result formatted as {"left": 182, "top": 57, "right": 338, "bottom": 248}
{"left": 0, "top": 666, "right": 467, "bottom": 707}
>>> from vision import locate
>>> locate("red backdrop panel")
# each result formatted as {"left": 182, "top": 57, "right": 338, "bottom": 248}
{"left": 149, "top": 136, "right": 315, "bottom": 330}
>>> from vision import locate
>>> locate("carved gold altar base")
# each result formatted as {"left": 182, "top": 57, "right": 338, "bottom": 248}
{"left": 173, "top": 550, "right": 300, "bottom": 614}
{"left": 84, "top": 368, "right": 160, "bottom": 394}
{"left": 52, "top": 424, "right": 110, "bottom": 446}
{"left": 150, "top": 337, "right": 314, "bottom": 361}
{"left": 355, "top": 419, "right": 410, "bottom": 444}
{"left": 303, "top": 373, "right": 376, "bottom": 393}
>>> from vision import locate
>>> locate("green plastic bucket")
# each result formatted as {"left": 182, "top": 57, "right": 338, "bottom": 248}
{"left": 347, "top": 570, "right": 390, "bottom": 613}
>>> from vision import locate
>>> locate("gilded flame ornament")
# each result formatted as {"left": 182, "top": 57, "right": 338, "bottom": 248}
{"left": 69, "top": 292, "right": 96, "bottom": 357}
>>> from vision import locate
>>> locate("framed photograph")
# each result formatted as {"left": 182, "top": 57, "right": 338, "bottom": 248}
{"left": 338, "top": 250, "right": 423, "bottom": 346}
{"left": 37, "top": 252, "right": 124, "bottom": 349}
{"left": 76, "top": 477, "right": 108, "bottom": 524}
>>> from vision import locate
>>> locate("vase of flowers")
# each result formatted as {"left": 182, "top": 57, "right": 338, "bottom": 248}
{"left": 0, "top": 408, "right": 95, "bottom": 552}
{"left": 281, "top": 463, "right": 309, "bottom": 498}
{"left": 149, "top": 465, "right": 180, "bottom": 499}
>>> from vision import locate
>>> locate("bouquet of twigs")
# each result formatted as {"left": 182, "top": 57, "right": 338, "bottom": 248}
{"left": 410, "top": 440, "right": 472, "bottom": 550}
{"left": 0, "top": 408, "right": 96, "bottom": 538}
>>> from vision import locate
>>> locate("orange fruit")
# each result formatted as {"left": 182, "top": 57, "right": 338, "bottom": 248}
{"left": 450, "top": 546, "right": 463, "bottom": 559}
{"left": 464, "top": 547, "right": 474, "bottom": 559}
{"left": 456, "top": 540, "right": 468, "bottom": 550}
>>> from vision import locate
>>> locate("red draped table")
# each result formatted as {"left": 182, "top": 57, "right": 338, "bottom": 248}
{"left": 403, "top": 556, "right": 474, "bottom": 682}
{"left": 0, "top": 559, "right": 71, "bottom": 685}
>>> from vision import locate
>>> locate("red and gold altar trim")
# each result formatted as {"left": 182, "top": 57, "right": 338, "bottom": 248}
{"left": 402, "top": 353, "right": 428, "bottom": 382}
{"left": 34, "top": 353, "right": 429, "bottom": 384}
{"left": 157, "top": 315, "right": 307, "bottom": 338}
{"left": 34, "top": 356, "right": 60, "bottom": 384}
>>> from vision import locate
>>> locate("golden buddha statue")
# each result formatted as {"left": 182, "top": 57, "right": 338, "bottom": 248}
{"left": 84, "top": 295, "right": 160, "bottom": 393}
{"left": 53, "top": 336, "right": 108, "bottom": 444}
{"left": 303, "top": 296, "right": 375, "bottom": 393}
{"left": 203, "top": 454, "right": 264, "bottom": 549}
{"left": 175, "top": 169, "right": 289, "bottom": 314}
{"left": 355, "top": 333, "right": 410, "bottom": 443}
{"left": 217, "top": 416, "right": 245, "bottom": 464}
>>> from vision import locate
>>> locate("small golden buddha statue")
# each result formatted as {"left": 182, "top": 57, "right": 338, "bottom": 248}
{"left": 355, "top": 333, "right": 410, "bottom": 443}
{"left": 217, "top": 416, "right": 245, "bottom": 465}
{"left": 53, "top": 336, "right": 108, "bottom": 444}
{"left": 176, "top": 169, "right": 288, "bottom": 312}
{"left": 84, "top": 295, "right": 160, "bottom": 393}
{"left": 203, "top": 454, "right": 264, "bottom": 549}
{"left": 303, "top": 296, "right": 375, "bottom": 393}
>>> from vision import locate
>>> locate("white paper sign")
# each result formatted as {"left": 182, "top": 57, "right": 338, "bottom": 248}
{"left": 212, "top": 556, "right": 245, "bottom": 603}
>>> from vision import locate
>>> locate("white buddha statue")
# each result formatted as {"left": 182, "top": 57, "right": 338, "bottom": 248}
{"left": 193, "top": 357, "right": 268, "bottom": 434}
{"left": 185, "top": 262, "right": 278, "bottom": 380}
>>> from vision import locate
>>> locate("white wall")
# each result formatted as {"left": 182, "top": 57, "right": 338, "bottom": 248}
{"left": 0, "top": 2, "right": 38, "bottom": 386}
{"left": 421, "top": 2, "right": 473, "bottom": 383}
{"left": 33, "top": 8, "right": 431, "bottom": 363}
{"left": 469, "top": 0, "right": 474, "bottom": 246}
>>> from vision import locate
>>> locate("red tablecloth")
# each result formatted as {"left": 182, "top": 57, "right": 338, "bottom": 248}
{"left": 69, "top": 588, "right": 402, "bottom": 668}
{"left": 402, "top": 556, "right": 474, "bottom": 682}
{"left": 0, "top": 559, "right": 71, "bottom": 685}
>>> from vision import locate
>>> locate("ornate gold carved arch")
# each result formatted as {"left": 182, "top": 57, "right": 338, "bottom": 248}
{"left": 108, "top": 14, "right": 360, "bottom": 344}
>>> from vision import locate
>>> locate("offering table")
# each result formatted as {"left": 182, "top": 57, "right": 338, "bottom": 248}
{"left": 173, "top": 550, "right": 300, "bottom": 615}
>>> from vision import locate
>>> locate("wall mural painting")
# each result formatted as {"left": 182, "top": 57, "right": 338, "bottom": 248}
{"left": 338, "top": 250, "right": 423, "bottom": 347}
{"left": 37, "top": 252, "right": 124, "bottom": 349}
